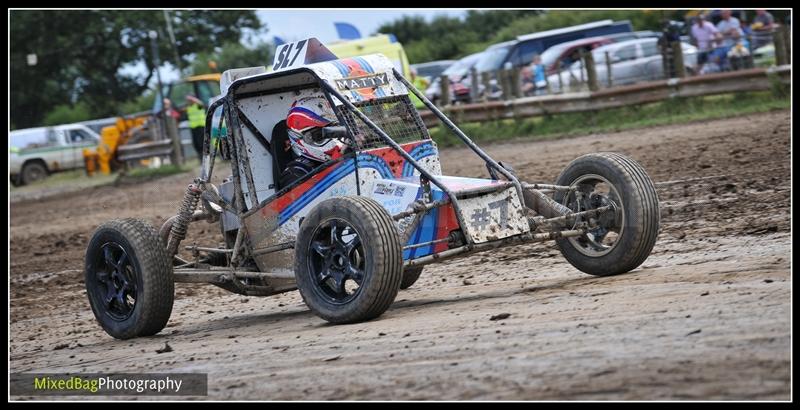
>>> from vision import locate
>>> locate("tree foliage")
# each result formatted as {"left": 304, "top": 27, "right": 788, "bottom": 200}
{"left": 10, "top": 10, "right": 262, "bottom": 129}
{"left": 376, "top": 11, "right": 543, "bottom": 63}
{"left": 190, "top": 41, "right": 275, "bottom": 75}
{"left": 375, "top": 10, "right": 686, "bottom": 64}
{"left": 43, "top": 102, "right": 93, "bottom": 126}
{"left": 491, "top": 10, "right": 670, "bottom": 43}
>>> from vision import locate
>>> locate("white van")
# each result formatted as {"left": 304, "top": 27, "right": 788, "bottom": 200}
{"left": 9, "top": 124, "right": 100, "bottom": 186}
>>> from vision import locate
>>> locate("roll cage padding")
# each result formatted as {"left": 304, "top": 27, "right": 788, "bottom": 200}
{"left": 270, "top": 120, "right": 294, "bottom": 190}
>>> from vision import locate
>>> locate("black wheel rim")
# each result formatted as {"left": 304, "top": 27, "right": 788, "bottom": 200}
{"left": 92, "top": 243, "right": 138, "bottom": 321}
{"left": 307, "top": 218, "right": 365, "bottom": 305}
{"left": 563, "top": 174, "right": 625, "bottom": 257}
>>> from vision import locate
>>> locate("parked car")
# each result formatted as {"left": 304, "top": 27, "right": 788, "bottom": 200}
{"left": 539, "top": 36, "right": 614, "bottom": 75}
{"left": 540, "top": 31, "right": 665, "bottom": 75}
{"left": 547, "top": 38, "right": 698, "bottom": 92}
{"left": 538, "top": 31, "right": 663, "bottom": 76}
{"left": 425, "top": 52, "right": 485, "bottom": 105}
{"left": 9, "top": 124, "right": 100, "bottom": 186}
{"left": 605, "top": 30, "right": 661, "bottom": 43}
{"left": 474, "top": 20, "right": 634, "bottom": 74}
{"left": 411, "top": 60, "right": 456, "bottom": 83}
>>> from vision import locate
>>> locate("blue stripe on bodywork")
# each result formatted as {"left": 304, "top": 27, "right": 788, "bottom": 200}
{"left": 354, "top": 57, "right": 386, "bottom": 98}
{"left": 331, "top": 60, "right": 361, "bottom": 101}
{"left": 402, "top": 143, "right": 438, "bottom": 177}
{"left": 279, "top": 160, "right": 356, "bottom": 225}
{"left": 403, "top": 188, "right": 446, "bottom": 259}
{"left": 356, "top": 153, "right": 394, "bottom": 178}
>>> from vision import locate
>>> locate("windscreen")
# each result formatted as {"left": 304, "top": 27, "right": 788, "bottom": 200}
{"left": 475, "top": 46, "right": 511, "bottom": 72}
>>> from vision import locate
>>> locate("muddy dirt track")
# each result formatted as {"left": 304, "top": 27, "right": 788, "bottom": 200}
{"left": 10, "top": 110, "right": 791, "bottom": 400}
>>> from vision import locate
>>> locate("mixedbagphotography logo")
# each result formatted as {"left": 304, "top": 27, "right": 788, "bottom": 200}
{"left": 10, "top": 373, "right": 208, "bottom": 396}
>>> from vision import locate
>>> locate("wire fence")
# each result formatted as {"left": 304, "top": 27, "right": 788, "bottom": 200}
{"left": 336, "top": 95, "right": 430, "bottom": 150}
{"left": 430, "top": 24, "right": 790, "bottom": 104}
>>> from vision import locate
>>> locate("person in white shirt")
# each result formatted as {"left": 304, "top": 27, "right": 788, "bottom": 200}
{"left": 716, "top": 10, "right": 743, "bottom": 48}
{"left": 691, "top": 14, "right": 719, "bottom": 74}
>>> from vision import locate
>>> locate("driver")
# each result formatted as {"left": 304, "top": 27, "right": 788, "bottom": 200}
{"left": 280, "top": 96, "right": 347, "bottom": 187}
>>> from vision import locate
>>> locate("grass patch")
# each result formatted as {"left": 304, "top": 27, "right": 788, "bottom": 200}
{"left": 9, "top": 168, "right": 118, "bottom": 193}
{"left": 9, "top": 159, "right": 200, "bottom": 192}
{"left": 428, "top": 91, "right": 790, "bottom": 147}
{"left": 119, "top": 158, "right": 200, "bottom": 181}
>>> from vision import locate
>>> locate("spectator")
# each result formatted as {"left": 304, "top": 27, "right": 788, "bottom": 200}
{"left": 727, "top": 30, "right": 752, "bottom": 70}
{"left": 716, "top": 10, "right": 743, "bottom": 48}
{"left": 751, "top": 9, "right": 776, "bottom": 48}
{"left": 691, "top": 14, "right": 719, "bottom": 74}
{"left": 521, "top": 55, "right": 549, "bottom": 97}
{"left": 530, "top": 55, "right": 547, "bottom": 95}
{"left": 185, "top": 94, "right": 206, "bottom": 159}
{"left": 753, "top": 9, "right": 775, "bottom": 30}
{"left": 520, "top": 66, "right": 535, "bottom": 96}
{"left": 162, "top": 98, "right": 180, "bottom": 120}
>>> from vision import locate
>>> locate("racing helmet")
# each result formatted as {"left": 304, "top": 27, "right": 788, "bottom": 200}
{"left": 286, "top": 96, "right": 344, "bottom": 162}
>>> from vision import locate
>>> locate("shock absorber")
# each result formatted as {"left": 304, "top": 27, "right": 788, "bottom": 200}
{"left": 166, "top": 183, "right": 202, "bottom": 256}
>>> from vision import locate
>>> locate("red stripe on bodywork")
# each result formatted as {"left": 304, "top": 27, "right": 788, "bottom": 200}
{"left": 262, "top": 162, "right": 342, "bottom": 216}
{"left": 434, "top": 204, "right": 459, "bottom": 253}
{"left": 363, "top": 140, "right": 427, "bottom": 178}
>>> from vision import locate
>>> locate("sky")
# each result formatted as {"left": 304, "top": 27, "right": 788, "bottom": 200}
{"left": 140, "top": 9, "right": 466, "bottom": 83}
{"left": 255, "top": 9, "right": 466, "bottom": 45}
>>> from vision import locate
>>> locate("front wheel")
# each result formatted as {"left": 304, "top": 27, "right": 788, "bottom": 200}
{"left": 294, "top": 196, "right": 403, "bottom": 324}
{"left": 554, "top": 153, "right": 660, "bottom": 276}
{"left": 85, "top": 218, "right": 174, "bottom": 339}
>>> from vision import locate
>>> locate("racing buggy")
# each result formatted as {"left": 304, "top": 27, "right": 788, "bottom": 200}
{"left": 84, "top": 39, "right": 660, "bottom": 339}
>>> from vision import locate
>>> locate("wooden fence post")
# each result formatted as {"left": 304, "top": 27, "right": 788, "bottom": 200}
{"left": 469, "top": 67, "right": 479, "bottom": 102}
{"left": 480, "top": 71, "right": 491, "bottom": 102}
{"left": 773, "top": 25, "right": 789, "bottom": 66}
{"left": 671, "top": 41, "right": 686, "bottom": 78}
{"left": 605, "top": 51, "right": 613, "bottom": 87}
{"left": 510, "top": 67, "right": 522, "bottom": 99}
{"left": 782, "top": 25, "right": 791, "bottom": 64}
{"left": 439, "top": 74, "right": 450, "bottom": 107}
{"left": 499, "top": 70, "right": 511, "bottom": 101}
{"left": 582, "top": 50, "right": 599, "bottom": 92}
{"left": 544, "top": 69, "right": 551, "bottom": 94}
{"left": 165, "top": 114, "right": 183, "bottom": 166}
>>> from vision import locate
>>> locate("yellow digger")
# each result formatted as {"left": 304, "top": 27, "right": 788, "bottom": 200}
{"left": 83, "top": 73, "right": 222, "bottom": 175}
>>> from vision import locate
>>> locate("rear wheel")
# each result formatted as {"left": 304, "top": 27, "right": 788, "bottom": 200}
{"left": 21, "top": 161, "right": 48, "bottom": 185}
{"left": 295, "top": 196, "right": 403, "bottom": 324}
{"left": 400, "top": 266, "right": 424, "bottom": 290}
{"left": 554, "top": 153, "right": 660, "bottom": 276}
{"left": 85, "top": 218, "right": 174, "bottom": 339}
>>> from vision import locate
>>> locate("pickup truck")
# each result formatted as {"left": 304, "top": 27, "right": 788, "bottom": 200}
{"left": 10, "top": 124, "right": 100, "bottom": 186}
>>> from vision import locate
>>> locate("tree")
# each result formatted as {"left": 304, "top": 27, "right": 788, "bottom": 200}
{"left": 10, "top": 10, "right": 263, "bottom": 129}
{"left": 190, "top": 41, "right": 275, "bottom": 75}
{"left": 375, "top": 10, "right": 544, "bottom": 63}
{"left": 491, "top": 10, "right": 666, "bottom": 43}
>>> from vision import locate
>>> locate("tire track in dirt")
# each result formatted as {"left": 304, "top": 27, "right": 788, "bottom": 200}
{"left": 10, "top": 110, "right": 791, "bottom": 400}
